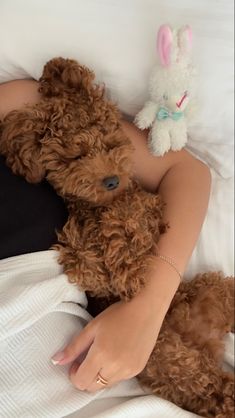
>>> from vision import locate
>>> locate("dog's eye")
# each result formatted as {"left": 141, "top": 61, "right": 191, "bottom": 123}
{"left": 74, "top": 155, "right": 82, "bottom": 160}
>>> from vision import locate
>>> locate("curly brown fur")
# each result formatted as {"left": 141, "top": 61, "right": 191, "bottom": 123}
{"left": 139, "top": 273, "right": 234, "bottom": 418}
{"left": 0, "top": 58, "right": 132, "bottom": 202}
{"left": 0, "top": 58, "right": 234, "bottom": 417}
{"left": 56, "top": 181, "right": 166, "bottom": 299}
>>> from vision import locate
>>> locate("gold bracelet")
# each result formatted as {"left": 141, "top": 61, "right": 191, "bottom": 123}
{"left": 156, "top": 254, "right": 183, "bottom": 281}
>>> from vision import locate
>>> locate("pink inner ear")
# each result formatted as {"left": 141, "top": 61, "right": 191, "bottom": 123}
{"left": 157, "top": 25, "right": 173, "bottom": 67}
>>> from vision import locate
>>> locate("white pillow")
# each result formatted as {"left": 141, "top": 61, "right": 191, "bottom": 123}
{"left": 0, "top": 0, "right": 234, "bottom": 178}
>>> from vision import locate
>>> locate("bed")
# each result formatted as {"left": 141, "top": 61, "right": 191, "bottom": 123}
{"left": 0, "top": 1, "right": 234, "bottom": 417}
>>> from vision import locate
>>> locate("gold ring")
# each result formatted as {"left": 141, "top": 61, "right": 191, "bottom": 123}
{"left": 96, "top": 372, "right": 108, "bottom": 386}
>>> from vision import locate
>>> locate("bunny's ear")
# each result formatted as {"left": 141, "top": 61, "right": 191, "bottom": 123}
{"left": 157, "top": 24, "right": 173, "bottom": 67}
{"left": 177, "top": 25, "right": 192, "bottom": 56}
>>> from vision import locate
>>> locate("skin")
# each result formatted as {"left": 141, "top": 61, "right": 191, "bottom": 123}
{"left": 0, "top": 80, "right": 211, "bottom": 392}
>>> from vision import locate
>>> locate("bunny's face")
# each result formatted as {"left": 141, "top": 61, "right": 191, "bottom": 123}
{"left": 163, "top": 93, "right": 189, "bottom": 112}
{"left": 149, "top": 64, "right": 193, "bottom": 112}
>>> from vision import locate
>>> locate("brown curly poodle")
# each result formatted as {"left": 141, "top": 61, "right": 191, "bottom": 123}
{"left": 0, "top": 58, "right": 234, "bottom": 417}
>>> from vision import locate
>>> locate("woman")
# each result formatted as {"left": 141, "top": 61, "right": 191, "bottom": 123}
{"left": 0, "top": 79, "right": 211, "bottom": 393}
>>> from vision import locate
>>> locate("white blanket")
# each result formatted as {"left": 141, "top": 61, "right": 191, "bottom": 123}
{"left": 0, "top": 250, "right": 233, "bottom": 418}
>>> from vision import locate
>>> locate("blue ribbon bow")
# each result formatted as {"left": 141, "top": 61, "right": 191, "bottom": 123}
{"left": 157, "top": 107, "right": 184, "bottom": 122}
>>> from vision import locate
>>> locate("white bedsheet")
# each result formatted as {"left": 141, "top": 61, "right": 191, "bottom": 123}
{"left": 185, "top": 169, "right": 234, "bottom": 279}
{"left": 0, "top": 250, "right": 233, "bottom": 418}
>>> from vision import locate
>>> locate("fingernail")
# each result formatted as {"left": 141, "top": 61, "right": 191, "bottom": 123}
{"left": 51, "top": 351, "right": 65, "bottom": 365}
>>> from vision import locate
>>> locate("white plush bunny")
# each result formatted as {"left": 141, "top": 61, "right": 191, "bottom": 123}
{"left": 135, "top": 24, "right": 196, "bottom": 156}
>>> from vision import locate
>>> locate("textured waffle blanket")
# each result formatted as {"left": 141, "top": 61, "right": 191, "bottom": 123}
{"left": 0, "top": 250, "right": 233, "bottom": 418}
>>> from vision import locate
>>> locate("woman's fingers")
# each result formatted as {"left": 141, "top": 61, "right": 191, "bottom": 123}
{"left": 69, "top": 344, "right": 101, "bottom": 390}
{"left": 69, "top": 348, "right": 119, "bottom": 392}
{"left": 86, "top": 368, "right": 120, "bottom": 393}
{"left": 51, "top": 324, "right": 94, "bottom": 365}
{"left": 68, "top": 338, "right": 122, "bottom": 392}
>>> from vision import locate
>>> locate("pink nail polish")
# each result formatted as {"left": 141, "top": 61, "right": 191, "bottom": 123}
{"left": 51, "top": 351, "right": 64, "bottom": 365}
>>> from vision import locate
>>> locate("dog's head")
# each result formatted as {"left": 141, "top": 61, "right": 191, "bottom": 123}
{"left": 42, "top": 125, "right": 134, "bottom": 205}
{"left": 0, "top": 57, "right": 135, "bottom": 205}
{"left": 0, "top": 111, "right": 134, "bottom": 205}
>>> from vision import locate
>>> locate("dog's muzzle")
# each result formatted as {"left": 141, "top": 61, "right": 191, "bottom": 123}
{"left": 102, "top": 176, "right": 120, "bottom": 191}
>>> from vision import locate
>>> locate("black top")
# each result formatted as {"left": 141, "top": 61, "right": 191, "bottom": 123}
{"left": 0, "top": 156, "right": 68, "bottom": 260}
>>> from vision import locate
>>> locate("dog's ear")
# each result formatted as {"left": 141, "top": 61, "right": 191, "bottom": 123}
{"left": 0, "top": 110, "right": 46, "bottom": 183}
{"left": 39, "top": 57, "right": 95, "bottom": 97}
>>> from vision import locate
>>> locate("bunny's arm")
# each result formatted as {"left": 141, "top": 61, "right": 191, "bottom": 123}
{"left": 134, "top": 101, "right": 158, "bottom": 130}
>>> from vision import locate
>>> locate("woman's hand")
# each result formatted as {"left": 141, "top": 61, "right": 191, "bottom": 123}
{"left": 51, "top": 291, "right": 164, "bottom": 392}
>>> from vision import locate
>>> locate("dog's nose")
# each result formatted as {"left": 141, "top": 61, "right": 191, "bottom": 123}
{"left": 102, "top": 176, "right": 120, "bottom": 190}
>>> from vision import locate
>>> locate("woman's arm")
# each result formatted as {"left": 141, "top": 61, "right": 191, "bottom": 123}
{"left": 121, "top": 120, "right": 211, "bottom": 312}
{"left": 124, "top": 121, "right": 211, "bottom": 270}
{"left": 0, "top": 80, "right": 40, "bottom": 118}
